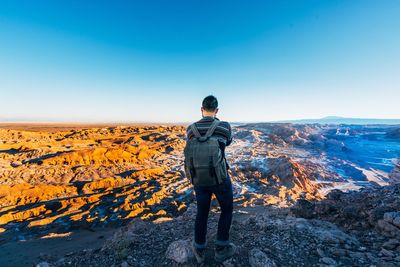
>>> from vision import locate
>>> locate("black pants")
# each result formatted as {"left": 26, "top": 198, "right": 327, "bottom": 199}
{"left": 193, "top": 175, "right": 233, "bottom": 248}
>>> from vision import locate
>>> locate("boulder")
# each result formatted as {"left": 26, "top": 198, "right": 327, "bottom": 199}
{"left": 377, "top": 212, "right": 400, "bottom": 237}
{"left": 382, "top": 239, "right": 400, "bottom": 250}
{"left": 384, "top": 212, "right": 400, "bottom": 228}
{"left": 249, "top": 248, "right": 276, "bottom": 267}
{"left": 165, "top": 239, "right": 194, "bottom": 264}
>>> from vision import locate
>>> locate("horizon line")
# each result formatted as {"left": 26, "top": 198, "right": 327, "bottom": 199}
{"left": 2, "top": 116, "right": 400, "bottom": 126}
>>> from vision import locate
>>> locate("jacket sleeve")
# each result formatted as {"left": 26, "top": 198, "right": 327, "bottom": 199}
{"left": 186, "top": 125, "right": 192, "bottom": 141}
{"left": 226, "top": 122, "right": 233, "bottom": 146}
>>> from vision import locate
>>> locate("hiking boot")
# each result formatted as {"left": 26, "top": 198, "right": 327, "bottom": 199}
{"left": 191, "top": 242, "right": 206, "bottom": 264}
{"left": 214, "top": 242, "right": 237, "bottom": 262}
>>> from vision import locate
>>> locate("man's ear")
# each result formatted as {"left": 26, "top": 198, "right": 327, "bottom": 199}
{"left": 215, "top": 108, "right": 219, "bottom": 115}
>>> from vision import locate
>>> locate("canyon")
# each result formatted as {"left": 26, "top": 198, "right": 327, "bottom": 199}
{"left": 0, "top": 122, "right": 399, "bottom": 266}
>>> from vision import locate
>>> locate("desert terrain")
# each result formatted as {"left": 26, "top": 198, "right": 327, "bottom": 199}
{"left": 0, "top": 122, "right": 399, "bottom": 266}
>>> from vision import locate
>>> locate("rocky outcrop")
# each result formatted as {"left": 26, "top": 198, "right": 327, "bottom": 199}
{"left": 291, "top": 184, "right": 400, "bottom": 266}
{"left": 227, "top": 125, "right": 324, "bottom": 206}
{"left": 48, "top": 183, "right": 400, "bottom": 266}
{"left": 266, "top": 156, "right": 322, "bottom": 200}
{"left": 378, "top": 212, "right": 400, "bottom": 238}
{"left": 32, "top": 145, "right": 157, "bottom": 165}
{"left": 389, "top": 161, "right": 400, "bottom": 183}
{"left": 291, "top": 184, "right": 400, "bottom": 231}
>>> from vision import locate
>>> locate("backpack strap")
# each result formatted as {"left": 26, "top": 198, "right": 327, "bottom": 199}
{"left": 197, "top": 120, "right": 220, "bottom": 142}
{"left": 190, "top": 123, "right": 201, "bottom": 138}
{"left": 204, "top": 120, "right": 220, "bottom": 138}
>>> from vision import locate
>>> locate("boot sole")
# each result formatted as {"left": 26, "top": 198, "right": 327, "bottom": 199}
{"left": 214, "top": 245, "right": 237, "bottom": 262}
{"left": 191, "top": 245, "right": 205, "bottom": 264}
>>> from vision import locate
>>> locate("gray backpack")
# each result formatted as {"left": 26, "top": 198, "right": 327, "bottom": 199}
{"left": 184, "top": 120, "right": 228, "bottom": 186}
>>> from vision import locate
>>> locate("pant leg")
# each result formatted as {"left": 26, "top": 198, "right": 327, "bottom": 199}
{"left": 194, "top": 186, "right": 212, "bottom": 248}
{"left": 213, "top": 177, "right": 233, "bottom": 245}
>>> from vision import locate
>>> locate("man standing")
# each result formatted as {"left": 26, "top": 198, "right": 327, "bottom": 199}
{"left": 184, "top": 95, "right": 236, "bottom": 263}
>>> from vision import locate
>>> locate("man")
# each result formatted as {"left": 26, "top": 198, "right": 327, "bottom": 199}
{"left": 185, "top": 95, "right": 236, "bottom": 263}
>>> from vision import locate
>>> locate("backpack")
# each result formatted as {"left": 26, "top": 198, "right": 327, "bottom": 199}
{"left": 184, "top": 120, "right": 228, "bottom": 186}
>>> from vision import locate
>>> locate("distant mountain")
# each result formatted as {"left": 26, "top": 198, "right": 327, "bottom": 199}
{"left": 277, "top": 116, "right": 400, "bottom": 125}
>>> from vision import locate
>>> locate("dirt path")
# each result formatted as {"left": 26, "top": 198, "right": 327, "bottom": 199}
{"left": 0, "top": 227, "right": 115, "bottom": 267}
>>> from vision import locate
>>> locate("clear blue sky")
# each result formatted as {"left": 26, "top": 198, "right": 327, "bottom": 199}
{"left": 0, "top": 0, "right": 399, "bottom": 122}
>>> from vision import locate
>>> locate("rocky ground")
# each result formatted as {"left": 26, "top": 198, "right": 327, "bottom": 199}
{"left": 40, "top": 183, "right": 400, "bottom": 267}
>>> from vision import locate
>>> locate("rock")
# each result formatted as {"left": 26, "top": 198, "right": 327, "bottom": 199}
{"left": 222, "top": 258, "right": 235, "bottom": 267}
{"left": 389, "top": 162, "right": 400, "bottom": 182}
{"left": 382, "top": 239, "right": 400, "bottom": 250}
{"left": 377, "top": 259, "right": 398, "bottom": 267}
{"left": 378, "top": 219, "right": 400, "bottom": 237}
{"left": 181, "top": 203, "right": 197, "bottom": 221}
{"left": 380, "top": 248, "right": 394, "bottom": 258}
{"left": 320, "top": 257, "right": 337, "bottom": 265}
{"left": 316, "top": 248, "right": 325, "bottom": 257}
{"left": 394, "top": 217, "right": 400, "bottom": 228}
{"left": 290, "top": 199, "right": 315, "bottom": 219}
{"left": 165, "top": 239, "right": 194, "bottom": 264}
{"left": 121, "top": 261, "right": 129, "bottom": 267}
{"left": 326, "top": 189, "right": 344, "bottom": 200}
{"left": 342, "top": 206, "right": 361, "bottom": 220}
{"left": 36, "top": 262, "right": 50, "bottom": 267}
{"left": 266, "top": 156, "right": 321, "bottom": 199}
{"left": 315, "top": 203, "right": 335, "bottom": 215}
{"left": 364, "top": 252, "right": 376, "bottom": 263}
{"left": 348, "top": 251, "right": 366, "bottom": 262}
{"left": 118, "top": 247, "right": 131, "bottom": 260}
{"left": 330, "top": 248, "right": 347, "bottom": 257}
{"left": 338, "top": 256, "right": 354, "bottom": 266}
{"left": 312, "top": 223, "right": 359, "bottom": 246}
{"left": 249, "top": 248, "right": 276, "bottom": 267}
{"left": 384, "top": 212, "right": 400, "bottom": 228}
{"left": 10, "top": 161, "right": 22, "bottom": 167}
